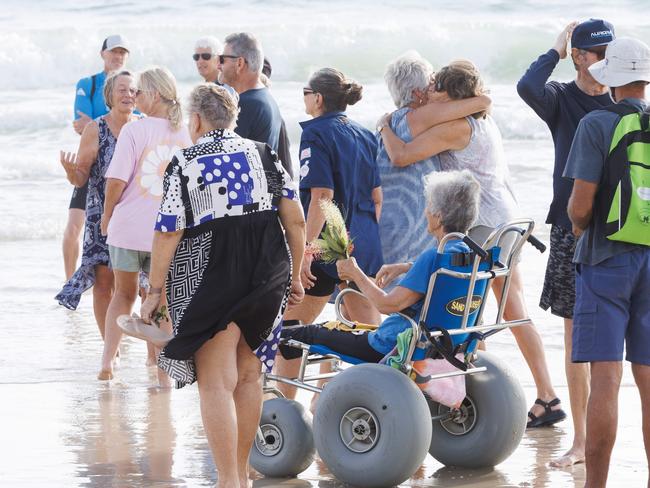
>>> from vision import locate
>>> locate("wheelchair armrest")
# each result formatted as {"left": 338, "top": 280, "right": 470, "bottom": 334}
{"left": 334, "top": 287, "right": 372, "bottom": 328}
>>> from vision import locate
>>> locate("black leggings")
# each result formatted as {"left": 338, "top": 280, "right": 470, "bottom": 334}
{"left": 280, "top": 324, "right": 384, "bottom": 362}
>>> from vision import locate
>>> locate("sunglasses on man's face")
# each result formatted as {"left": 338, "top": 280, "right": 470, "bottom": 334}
{"left": 219, "top": 54, "right": 241, "bottom": 64}
{"left": 193, "top": 53, "right": 213, "bottom": 61}
{"left": 303, "top": 88, "right": 317, "bottom": 96}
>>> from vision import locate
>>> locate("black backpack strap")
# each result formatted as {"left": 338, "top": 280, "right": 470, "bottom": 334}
{"left": 425, "top": 324, "right": 467, "bottom": 371}
{"left": 602, "top": 102, "right": 640, "bottom": 118}
{"left": 90, "top": 74, "right": 97, "bottom": 103}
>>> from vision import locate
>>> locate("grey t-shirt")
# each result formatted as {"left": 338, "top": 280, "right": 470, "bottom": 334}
{"left": 563, "top": 98, "right": 647, "bottom": 265}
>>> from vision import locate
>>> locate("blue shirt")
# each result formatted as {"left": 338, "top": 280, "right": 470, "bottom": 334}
{"left": 376, "top": 107, "right": 442, "bottom": 264}
{"left": 74, "top": 71, "right": 109, "bottom": 120}
{"left": 299, "top": 111, "right": 383, "bottom": 277}
{"left": 368, "top": 240, "right": 469, "bottom": 354}
{"left": 517, "top": 49, "right": 613, "bottom": 231}
{"left": 563, "top": 98, "right": 646, "bottom": 265}
{"left": 235, "top": 87, "right": 282, "bottom": 153}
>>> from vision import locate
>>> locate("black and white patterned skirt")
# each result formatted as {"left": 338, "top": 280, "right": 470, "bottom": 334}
{"left": 158, "top": 211, "right": 291, "bottom": 388}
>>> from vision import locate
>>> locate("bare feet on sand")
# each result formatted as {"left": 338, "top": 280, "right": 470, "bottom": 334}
{"left": 549, "top": 446, "right": 585, "bottom": 467}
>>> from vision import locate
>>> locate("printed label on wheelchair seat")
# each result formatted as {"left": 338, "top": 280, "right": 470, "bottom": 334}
{"left": 445, "top": 295, "right": 483, "bottom": 316}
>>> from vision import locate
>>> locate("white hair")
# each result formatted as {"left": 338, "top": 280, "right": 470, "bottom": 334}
{"left": 423, "top": 170, "right": 480, "bottom": 233}
{"left": 384, "top": 50, "right": 433, "bottom": 108}
{"left": 195, "top": 36, "right": 222, "bottom": 54}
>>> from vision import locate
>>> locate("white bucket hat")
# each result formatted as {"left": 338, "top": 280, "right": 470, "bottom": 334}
{"left": 589, "top": 37, "right": 650, "bottom": 87}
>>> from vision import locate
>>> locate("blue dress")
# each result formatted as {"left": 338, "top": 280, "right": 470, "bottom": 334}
{"left": 56, "top": 117, "right": 115, "bottom": 309}
{"left": 299, "top": 111, "right": 383, "bottom": 278}
{"left": 376, "top": 107, "right": 441, "bottom": 264}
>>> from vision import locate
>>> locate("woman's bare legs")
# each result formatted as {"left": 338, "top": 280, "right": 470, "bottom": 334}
{"left": 63, "top": 208, "right": 84, "bottom": 280}
{"left": 194, "top": 322, "right": 242, "bottom": 488}
{"left": 234, "top": 334, "right": 264, "bottom": 487}
{"left": 99, "top": 269, "right": 139, "bottom": 378}
{"left": 93, "top": 264, "right": 114, "bottom": 339}
{"left": 491, "top": 266, "right": 562, "bottom": 418}
{"left": 275, "top": 294, "right": 330, "bottom": 399}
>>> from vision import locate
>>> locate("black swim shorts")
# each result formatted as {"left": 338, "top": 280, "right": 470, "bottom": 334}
{"left": 68, "top": 182, "right": 89, "bottom": 210}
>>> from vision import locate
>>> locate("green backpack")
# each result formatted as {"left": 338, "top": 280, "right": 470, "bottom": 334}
{"left": 599, "top": 103, "right": 650, "bottom": 246}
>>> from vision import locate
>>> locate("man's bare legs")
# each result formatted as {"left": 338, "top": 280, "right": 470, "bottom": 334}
{"left": 632, "top": 363, "right": 650, "bottom": 488}
{"left": 99, "top": 269, "right": 138, "bottom": 379}
{"left": 63, "top": 208, "right": 84, "bottom": 280}
{"left": 584, "top": 361, "right": 622, "bottom": 488}
{"left": 492, "top": 267, "right": 563, "bottom": 419}
{"left": 550, "top": 317, "right": 590, "bottom": 467}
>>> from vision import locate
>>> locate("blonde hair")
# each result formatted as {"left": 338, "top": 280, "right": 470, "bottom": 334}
{"left": 138, "top": 66, "right": 183, "bottom": 130}
{"left": 103, "top": 70, "right": 133, "bottom": 109}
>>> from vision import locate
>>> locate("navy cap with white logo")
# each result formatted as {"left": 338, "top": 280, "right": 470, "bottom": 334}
{"left": 571, "top": 19, "right": 615, "bottom": 49}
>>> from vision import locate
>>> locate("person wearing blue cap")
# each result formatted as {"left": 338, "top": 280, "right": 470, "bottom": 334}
{"left": 517, "top": 19, "right": 614, "bottom": 467}
{"left": 565, "top": 36, "right": 650, "bottom": 487}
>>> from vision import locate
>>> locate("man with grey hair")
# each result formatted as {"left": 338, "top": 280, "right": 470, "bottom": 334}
{"left": 193, "top": 36, "right": 222, "bottom": 83}
{"left": 219, "top": 32, "right": 288, "bottom": 172}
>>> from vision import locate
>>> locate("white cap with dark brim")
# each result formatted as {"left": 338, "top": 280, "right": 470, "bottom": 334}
{"left": 589, "top": 36, "right": 650, "bottom": 87}
{"left": 102, "top": 34, "right": 130, "bottom": 53}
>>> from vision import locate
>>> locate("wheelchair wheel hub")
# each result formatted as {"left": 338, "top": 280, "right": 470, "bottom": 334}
{"left": 438, "top": 396, "right": 477, "bottom": 436}
{"left": 256, "top": 424, "right": 283, "bottom": 456}
{"left": 339, "top": 407, "right": 380, "bottom": 453}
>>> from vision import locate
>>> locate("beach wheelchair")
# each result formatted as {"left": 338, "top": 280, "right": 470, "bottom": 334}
{"left": 250, "top": 219, "right": 546, "bottom": 487}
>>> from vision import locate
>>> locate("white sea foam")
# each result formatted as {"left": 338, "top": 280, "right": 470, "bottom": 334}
{"left": 0, "top": 0, "right": 646, "bottom": 241}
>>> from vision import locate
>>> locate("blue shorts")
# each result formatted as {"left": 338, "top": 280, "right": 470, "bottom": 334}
{"left": 572, "top": 248, "right": 650, "bottom": 365}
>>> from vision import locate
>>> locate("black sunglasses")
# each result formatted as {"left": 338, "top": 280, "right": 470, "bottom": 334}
{"left": 303, "top": 88, "right": 316, "bottom": 96}
{"left": 219, "top": 54, "right": 241, "bottom": 64}
{"left": 193, "top": 53, "right": 214, "bottom": 61}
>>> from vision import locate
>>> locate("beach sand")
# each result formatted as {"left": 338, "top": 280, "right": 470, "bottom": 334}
{"left": 1, "top": 237, "right": 647, "bottom": 487}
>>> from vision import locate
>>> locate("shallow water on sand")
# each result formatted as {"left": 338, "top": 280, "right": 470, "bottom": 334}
{"left": 1, "top": 229, "right": 647, "bottom": 487}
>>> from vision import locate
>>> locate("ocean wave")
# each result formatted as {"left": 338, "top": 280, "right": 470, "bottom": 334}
{"left": 2, "top": 3, "right": 649, "bottom": 92}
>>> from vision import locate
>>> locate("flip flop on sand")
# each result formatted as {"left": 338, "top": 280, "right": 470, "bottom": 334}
{"left": 117, "top": 314, "right": 173, "bottom": 348}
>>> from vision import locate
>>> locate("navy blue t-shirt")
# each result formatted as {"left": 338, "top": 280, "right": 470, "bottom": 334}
{"left": 235, "top": 87, "right": 282, "bottom": 153}
{"left": 517, "top": 49, "right": 613, "bottom": 231}
{"left": 299, "top": 111, "right": 383, "bottom": 278}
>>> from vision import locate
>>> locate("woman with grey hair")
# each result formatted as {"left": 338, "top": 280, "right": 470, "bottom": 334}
{"left": 119, "top": 84, "right": 306, "bottom": 488}
{"left": 377, "top": 51, "right": 491, "bottom": 266}
{"left": 380, "top": 60, "right": 566, "bottom": 429}
{"left": 280, "top": 169, "right": 480, "bottom": 364}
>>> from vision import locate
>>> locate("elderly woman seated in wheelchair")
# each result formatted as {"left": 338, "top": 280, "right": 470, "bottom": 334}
{"left": 280, "top": 169, "right": 481, "bottom": 366}
{"left": 252, "top": 169, "right": 543, "bottom": 488}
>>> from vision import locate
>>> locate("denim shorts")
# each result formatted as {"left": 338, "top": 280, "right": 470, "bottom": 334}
{"left": 108, "top": 245, "right": 151, "bottom": 273}
{"left": 572, "top": 248, "right": 650, "bottom": 365}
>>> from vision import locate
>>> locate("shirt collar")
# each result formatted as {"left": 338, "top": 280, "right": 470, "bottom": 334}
{"left": 299, "top": 111, "right": 347, "bottom": 129}
{"left": 197, "top": 128, "right": 239, "bottom": 144}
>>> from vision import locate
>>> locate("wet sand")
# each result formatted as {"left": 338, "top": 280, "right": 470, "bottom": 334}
{"left": 2, "top": 239, "right": 647, "bottom": 487}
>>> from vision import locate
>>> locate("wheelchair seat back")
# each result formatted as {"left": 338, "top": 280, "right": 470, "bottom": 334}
{"left": 418, "top": 247, "right": 499, "bottom": 347}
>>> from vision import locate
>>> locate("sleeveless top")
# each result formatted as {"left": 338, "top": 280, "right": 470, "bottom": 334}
{"left": 439, "top": 115, "right": 519, "bottom": 228}
{"left": 377, "top": 107, "right": 442, "bottom": 264}
{"left": 55, "top": 116, "right": 116, "bottom": 310}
